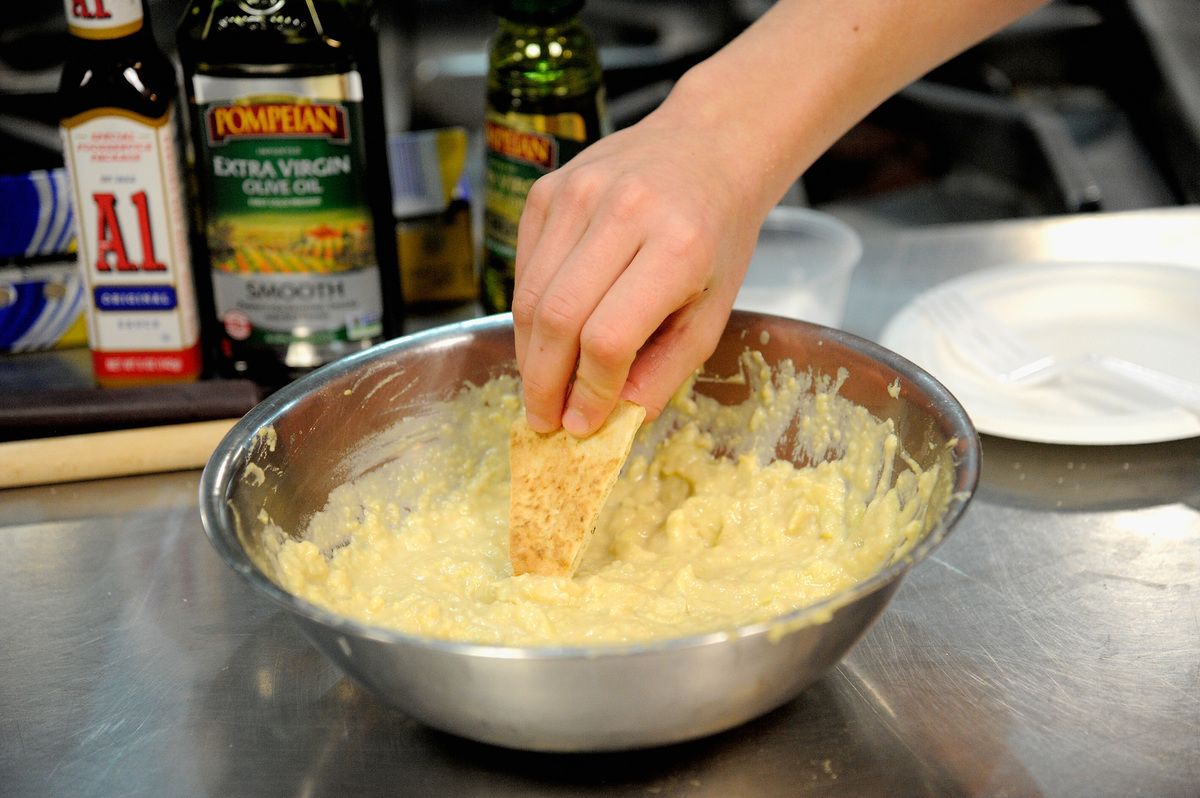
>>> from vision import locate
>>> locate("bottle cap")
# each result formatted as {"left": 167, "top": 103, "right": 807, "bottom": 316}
{"left": 63, "top": 0, "right": 144, "bottom": 40}
{"left": 493, "top": 0, "right": 585, "bottom": 23}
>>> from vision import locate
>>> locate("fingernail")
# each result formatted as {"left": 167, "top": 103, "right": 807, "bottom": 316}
{"left": 526, "top": 412, "right": 556, "bottom": 434}
{"left": 562, "top": 407, "right": 591, "bottom": 437}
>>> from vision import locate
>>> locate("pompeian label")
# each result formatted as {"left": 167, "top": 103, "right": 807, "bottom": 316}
{"left": 190, "top": 73, "right": 383, "bottom": 349}
{"left": 485, "top": 121, "right": 557, "bottom": 169}
{"left": 63, "top": 0, "right": 143, "bottom": 40}
{"left": 60, "top": 106, "right": 203, "bottom": 382}
{"left": 206, "top": 103, "right": 349, "bottom": 144}
{"left": 483, "top": 110, "right": 590, "bottom": 263}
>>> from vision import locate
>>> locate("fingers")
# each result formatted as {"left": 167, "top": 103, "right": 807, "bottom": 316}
{"left": 512, "top": 146, "right": 628, "bottom": 364}
{"left": 516, "top": 175, "right": 653, "bottom": 433}
{"left": 558, "top": 219, "right": 719, "bottom": 436}
{"left": 619, "top": 299, "right": 732, "bottom": 422}
{"left": 511, "top": 172, "right": 575, "bottom": 374}
{"left": 613, "top": 219, "right": 755, "bottom": 424}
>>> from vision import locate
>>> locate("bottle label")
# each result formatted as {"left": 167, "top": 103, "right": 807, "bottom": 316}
{"left": 483, "top": 110, "right": 593, "bottom": 265}
{"left": 63, "top": 0, "right": 143, "bottom": 40}
{"left": 397, "top": 204, "right": 476, "bottom": 306}
{"left": 60, "top": 107, "right": 203, "bottom": 383}
{"left": 190, "top": 73, "right": 384, "bottom": 350}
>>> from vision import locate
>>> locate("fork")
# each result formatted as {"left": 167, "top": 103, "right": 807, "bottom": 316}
{"left": 916, "top": 287, "right": 1200, "bottom": 415}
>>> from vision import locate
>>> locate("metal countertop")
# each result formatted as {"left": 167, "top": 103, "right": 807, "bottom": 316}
{"left": 2, "top": 207, "right": 1198, "bottom": 797}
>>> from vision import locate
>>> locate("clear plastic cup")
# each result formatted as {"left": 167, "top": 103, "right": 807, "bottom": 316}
{"left": 734, "top": 206, "right": 863, "bottom": 328}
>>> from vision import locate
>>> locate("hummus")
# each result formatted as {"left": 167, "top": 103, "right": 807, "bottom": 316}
{"left": 266, "top": 351, "right": 946, "bottom": 647}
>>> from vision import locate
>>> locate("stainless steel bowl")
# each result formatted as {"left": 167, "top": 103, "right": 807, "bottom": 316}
{"left": 198, "top": 311, "right": 980, "bottom": 752}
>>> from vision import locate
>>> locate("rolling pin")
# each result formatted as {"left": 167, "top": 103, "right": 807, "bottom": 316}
{"left": 0, "top": 418, "right": 239, "bottom": 489}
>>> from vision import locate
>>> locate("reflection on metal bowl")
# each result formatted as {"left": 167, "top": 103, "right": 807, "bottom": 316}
{"left": 198, "top": 310, "right": 980, "bottom": 752}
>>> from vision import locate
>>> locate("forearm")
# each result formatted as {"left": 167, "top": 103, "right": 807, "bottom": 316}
{"left": 653, "top": 0, "right": 1052, "bottom": 218}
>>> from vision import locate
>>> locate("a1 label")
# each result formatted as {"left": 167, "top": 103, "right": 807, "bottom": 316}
{"left": 61, "top": 107, "right": 202, "bottom": 382}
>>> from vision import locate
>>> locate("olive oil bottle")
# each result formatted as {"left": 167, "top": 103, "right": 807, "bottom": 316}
{"left": 59, "top": 0, "right": 204, "bottom": 386}
{"left": 177, "top": 0, "right": 400, "bottom": 388}
{"left": 481, "top": 0, "right": 609, "bottom": 314}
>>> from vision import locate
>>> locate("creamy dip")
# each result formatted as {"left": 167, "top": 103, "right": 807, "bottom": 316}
{"left": 265, "top": 352, "right": 945, "bottom": 647}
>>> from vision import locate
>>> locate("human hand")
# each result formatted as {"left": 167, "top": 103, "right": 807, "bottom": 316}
{"left": 511, "top": 0, "right": 1053, "bottom": 439}
{"left": 511, "top": 106, "right": 771, "bottom": 437}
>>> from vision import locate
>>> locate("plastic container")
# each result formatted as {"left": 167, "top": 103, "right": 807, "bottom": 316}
{"left": 734, "top": 206, "right": 863, "bottom": 328}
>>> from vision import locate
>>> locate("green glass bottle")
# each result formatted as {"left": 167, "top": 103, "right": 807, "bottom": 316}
{"left": 176, "top": 0, "right": 400, "bottom": 388}
{"left": 481, "top": 0, "right": 610, "bottom": 314}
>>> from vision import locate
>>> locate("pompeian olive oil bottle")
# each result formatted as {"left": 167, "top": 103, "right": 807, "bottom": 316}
{"left": 481, "top": 0, "right": 610, "bottom": 314}
{"left": 58, "top": 0, "right": 205, "bottom": 387}
{"left": 177, "top": 0, "right": 401, "bottom": 388}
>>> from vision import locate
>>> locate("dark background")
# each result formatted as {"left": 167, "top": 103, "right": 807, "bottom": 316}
{"left": 4, "top": 0, "right": 1199, "bottom": 228}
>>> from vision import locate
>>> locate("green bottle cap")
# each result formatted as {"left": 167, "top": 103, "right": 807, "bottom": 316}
{"left": 493, "top": 0, "right": 585, "bottom": 23}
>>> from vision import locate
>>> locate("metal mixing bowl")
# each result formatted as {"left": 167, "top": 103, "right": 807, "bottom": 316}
{"left": 198, "top": 311, "right": 980, "bottom": 752}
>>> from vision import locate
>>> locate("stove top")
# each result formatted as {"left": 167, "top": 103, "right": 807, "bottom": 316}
{"left": 804, "top": 0, "right": 1199, "bottom": 230}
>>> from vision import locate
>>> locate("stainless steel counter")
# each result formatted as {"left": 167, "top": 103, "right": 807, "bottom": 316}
{"left": 3, "top": 207, "right": 1198, "bottom": 797}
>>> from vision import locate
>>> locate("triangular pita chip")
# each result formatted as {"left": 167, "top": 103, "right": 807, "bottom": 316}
{"left": 509, "top": 400, "right": 646, "bottom": 577}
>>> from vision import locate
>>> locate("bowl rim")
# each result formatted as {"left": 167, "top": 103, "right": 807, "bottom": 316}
{"left": 198, "top": 312, "right": 981, "bottom": 660}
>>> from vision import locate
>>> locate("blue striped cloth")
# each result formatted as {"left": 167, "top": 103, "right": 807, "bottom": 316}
{"left": 0, "top": 168, "right": 76, "bottom": 259}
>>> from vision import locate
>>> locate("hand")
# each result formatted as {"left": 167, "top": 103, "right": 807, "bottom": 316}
{"left": 511, "top": 0, "right": 1052, "bottom": 438}
{"left": 511, "top": 106, "right": 770, "bottom": 437}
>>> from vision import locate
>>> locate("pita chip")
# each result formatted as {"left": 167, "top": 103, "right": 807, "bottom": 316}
{"left": 509, "top": 400, "right": 646, "bottom": 577}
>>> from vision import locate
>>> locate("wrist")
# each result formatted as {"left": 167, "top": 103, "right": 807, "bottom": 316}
{"left": 648, "top": 64, "right": 789, "bottom": 223}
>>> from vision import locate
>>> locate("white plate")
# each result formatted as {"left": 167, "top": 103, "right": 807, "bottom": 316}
{"left": 880, "top": 262, "right": 1200, "bottom": 445}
